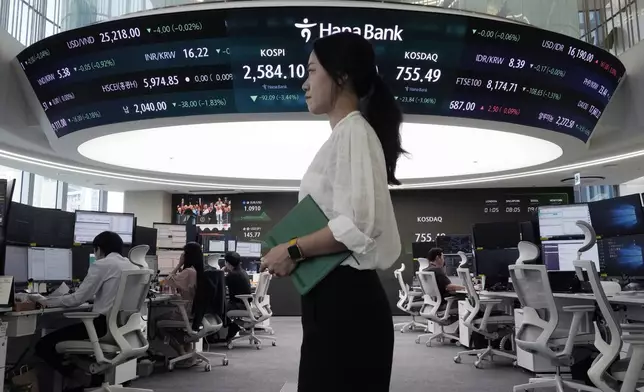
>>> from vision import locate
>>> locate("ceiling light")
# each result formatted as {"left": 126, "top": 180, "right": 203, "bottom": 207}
{"left": 0, "top": 138, "right": 643, "bottom": 190}
{"left": 77, "top": 121, "right": 563, "bottom": 180}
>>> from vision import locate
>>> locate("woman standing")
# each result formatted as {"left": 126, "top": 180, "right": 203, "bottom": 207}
{"left": 260, "top": 32, "right": 403, "bottom": 392}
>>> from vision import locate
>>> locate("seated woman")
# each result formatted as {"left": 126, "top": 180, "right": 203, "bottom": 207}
{"left": 156, "top": 241, "right": 203, "bottom": 366}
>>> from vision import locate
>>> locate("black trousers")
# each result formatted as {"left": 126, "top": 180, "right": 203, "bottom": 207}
{"left": 298, "top": 266, "right": 394, "bottom": 392}
{"left": 35, "top": 315, "right": 108, "bottom": 377}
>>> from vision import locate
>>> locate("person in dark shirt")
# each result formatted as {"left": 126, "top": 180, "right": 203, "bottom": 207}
{"left": 425, "top": 248, "right": 464, "bottom": 301}
{"left": 224, "top": 251, "right": 252, "bottom": 340}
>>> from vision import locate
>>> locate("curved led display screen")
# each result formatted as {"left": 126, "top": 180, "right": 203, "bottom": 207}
{"left": 16, "top": 5, "right": 625, "bottom": 141}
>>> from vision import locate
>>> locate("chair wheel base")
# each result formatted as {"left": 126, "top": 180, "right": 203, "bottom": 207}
{"left": 415, "top": 338, "right": 420, "bottom": 344}
{"left": 454, "top": 356, "right": 461, "bottom": 364}
{"left": 222, "top": 358, "right": 229, "bottom": 366}
{"left": 204, "top": 364, "right": 211, "bottom": 372}
{"left": 272, "top": 341, "right": 277, "bottom": 346}
{"left": 474, "top": 361, "right": 483, "bottom": 369}
{"left": 226, "top": 342, "right": 234, "bottom": 350}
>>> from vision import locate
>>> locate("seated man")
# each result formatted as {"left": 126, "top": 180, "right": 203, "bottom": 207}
{"left": 223, "top": 251, "right": 251, "bottom": 341}
{"left": 424, "top": 248, "right": 465, "bottom": 302}
{"left": 35, "top": 231, "right": 139, "bottom": 391}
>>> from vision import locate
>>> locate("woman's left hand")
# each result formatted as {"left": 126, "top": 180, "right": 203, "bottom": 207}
{"left": 260, "top": 243, "right": 296, "bottom": 277}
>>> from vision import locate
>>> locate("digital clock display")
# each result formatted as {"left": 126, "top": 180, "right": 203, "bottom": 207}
{"left": 16, "top": 6, "right": 624, "bottom": 141}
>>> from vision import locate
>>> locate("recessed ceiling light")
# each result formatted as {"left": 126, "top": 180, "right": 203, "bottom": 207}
{"left": 77, "top": 121, "right": 563, "bottom": 180}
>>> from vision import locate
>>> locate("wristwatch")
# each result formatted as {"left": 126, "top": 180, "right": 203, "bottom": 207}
{"left": 287, "top": 238, "right": 305, "bottom": 262}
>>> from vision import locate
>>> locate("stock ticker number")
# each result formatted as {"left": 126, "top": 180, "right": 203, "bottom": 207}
{"left": 414, "top": 233, "right": 445, "bottom": 242}
{"left": 242, "top": 64, "right": 306, "bottom": 82}
{"left": 395, "top": 67, "right": 442, "bottom": 83}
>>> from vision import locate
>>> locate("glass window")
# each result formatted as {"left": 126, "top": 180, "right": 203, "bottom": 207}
{"left": 65, "top": 184, "right": 100, "bottom": 212}
{"left": 106, "top": 191, "right": 124, "bottom": 213}
{"left": 32, "top": 175, "right": 58, "bottom": 208}
{"left": 0, "top": 166, "right": 23, "bottom": 202}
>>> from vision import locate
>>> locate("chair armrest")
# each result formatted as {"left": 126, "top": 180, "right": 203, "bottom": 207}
{"left": 170, "top": 300, "right": 189, "bottom": 306}
{"left": 621, "top": 324, "right": 644, "bottom": 332}
{"left": 235, "top": 294, "right": 254, "bottom": 299}
{"left": 562, "top": 305, "right": 595, "bottom": 313}
{"left": 480, "top": 299, "right": 504, "bottom": 305}
{"left": 63, "top": 312, "right": 101, "bottom": 320}
{"left": 621, "top": 335, "right": 644, "bottom": 344}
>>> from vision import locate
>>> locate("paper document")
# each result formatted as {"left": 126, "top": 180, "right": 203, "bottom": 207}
{"left": 49, "top": 282, "right": 70, "bottom": 297}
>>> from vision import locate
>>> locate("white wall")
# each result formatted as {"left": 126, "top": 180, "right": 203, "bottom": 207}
{"left": 619, "top": 182, "right": 644, "bottom": 196}
{"left": 124, "top": 190, "right": 172, "bottom": 227}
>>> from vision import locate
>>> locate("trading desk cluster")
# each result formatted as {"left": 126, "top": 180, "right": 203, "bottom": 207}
{"left": 0, "top": 202, "right": 274, "bottom": 392}
{"left": 400, "top": 193, "right": 644, "bottom": 392}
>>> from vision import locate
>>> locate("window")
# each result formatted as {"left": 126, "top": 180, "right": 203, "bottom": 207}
{"left": 107, "top": 191, "right": 124, "bottom": 213}
{"left": 32, "top": 175, "right": 58, "bottom": 208}
{"left": 65, "top": 184, "right": 100, "bottom": 212}
{"left": 0, "top": 166, "right": 23, "bottom": 202}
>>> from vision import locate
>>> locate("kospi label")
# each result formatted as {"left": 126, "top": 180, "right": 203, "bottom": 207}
{"left": 295, "top": 18, "right": 403, "bottom": 43}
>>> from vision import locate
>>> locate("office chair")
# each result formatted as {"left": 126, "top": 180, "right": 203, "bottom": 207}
{"left": 394, "top": 263, "right": 426, "bottom": 332}
{"left": 226, "top": 272, "right": 277, "bottom": 350}
{"left": 418, "top": 258, "right": 430, "bottom": 271}
{"left": 510, "top": 262, "right": 597, "bottom": 392}
{"left": 573, "top": 221, "right": 644, "bottom": 392}
{"left": 128, "top": 245, "right": 150, "bottom": 269}
{"left": 454, "top": 267, "right": 516, "bottom": 368}
{"left": 157, "top": 303, "right": 229, "bottom": 371}
{"left": 55, "top": 270, "right": 153, "bottom": 392}
{"left": 516, "top": 241, "right": 539, "bottom": 265}
{"left": 415, "top": 271, "right": 459, "bottom": 347}
{"left": 457, "top": 251, "right": 469, "bottom": 268}
{"left": 157, "top": 268, "right": 229, "bottom": 371}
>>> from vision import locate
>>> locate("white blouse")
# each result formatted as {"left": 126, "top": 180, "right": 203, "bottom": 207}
{"left": 299, "top": 111, "right": 402, "bottom": 270}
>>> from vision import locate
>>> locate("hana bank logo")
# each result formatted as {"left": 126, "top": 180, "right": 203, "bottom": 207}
{"left": 294, "top": 18, "right": 403, "bottom": 43}
{"left": 295, "top": 18, "right": 317, "bottom": 43}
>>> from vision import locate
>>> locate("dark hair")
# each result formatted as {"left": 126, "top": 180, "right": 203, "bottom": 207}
{"left": 93, "top": 231, "right": 123, "bottom": 256}
{"left": 225, "top": 251, "right": 242, "bottom": 269}
{"left": 428, "top": 248, "right": 443, "bottom": 262}
{"left": 183, "top": 242, "right": 205, "bottom": 277}
{"left": 313, "top": 32, "right": 406, "bottom": 185}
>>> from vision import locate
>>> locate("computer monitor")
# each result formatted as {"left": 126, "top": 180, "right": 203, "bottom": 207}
{"left": 541, "top": 239, "right": 600, "bottom": 271}
{"left": 588, "top": 194, "right": 644, "bottom": 237}
{"left": 208, "top": 239, "right": 225, "bottom": 253}
{"left": 157, "top": 250, "right": 183, "bottom": 275}
{"left": 72, "top": 246, "right": 93, "bottom": 279}
{"left": 153, "top": 223, "right": 187, "bottom": 249}
{"left": 411, "top": 241, "right": 436, "bottom": 259}
{"left": 236, "top": 242, "right": 262, "bottom": 258}
{"left": 598, "top": 234, "right": 644, "bottom": 277}
{"left": 27, "top": 247, "right": 72, "bottom": 281}
{"left": 4, "top": 245, "right": 28, "bottom": 282}
{"left": 472, "top": 222, "right": 520, "bottom": 250}
{"left": 134, "top": 226, "right": 158, "bottom": 255}
{"left": 436, "top": 235, "right": 472, "bottom": 254}
{"left": 6, "top": 202, "right": 36, "bottom": 245}
{"left": 33, "top": 208, "right": 74, "bottom": 248}
{"left": 538, "top": 204, "right": 591, "bottom": 240}
{"left": 474, "top": 248, "right": 520, "bottom": 278}
{"left": 74, "top": 211, "right": 135, "bottom": 245}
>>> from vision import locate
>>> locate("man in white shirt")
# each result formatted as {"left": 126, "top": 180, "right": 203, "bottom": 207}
{"left": 35, "top": 231, "right": 139, "bottom": 388}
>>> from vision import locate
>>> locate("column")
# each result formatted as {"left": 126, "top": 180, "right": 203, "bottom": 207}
{"left": 123, "top": 190, "right": 173, "bottom": 227}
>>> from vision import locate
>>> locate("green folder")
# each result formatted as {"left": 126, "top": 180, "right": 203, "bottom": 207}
{"left": 264, "top": 195, "right": 353, "bottom": 295}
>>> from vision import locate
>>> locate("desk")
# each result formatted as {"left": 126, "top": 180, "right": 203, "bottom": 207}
{"left": 456, "top": 290, "right": 644, "bottom": 372}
